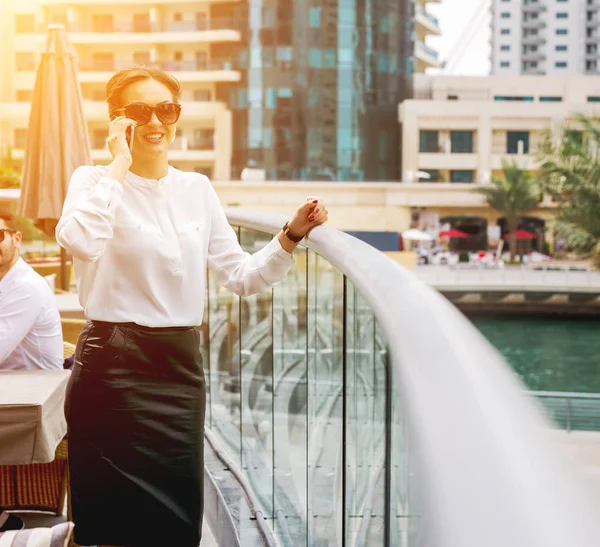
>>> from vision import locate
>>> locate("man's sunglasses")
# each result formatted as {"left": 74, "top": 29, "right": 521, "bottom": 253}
{"left": 0, "top": 229, "right": 15, "bottom": 243}
{"left": 115, "top": 102, "right": 181, "bottom": 126}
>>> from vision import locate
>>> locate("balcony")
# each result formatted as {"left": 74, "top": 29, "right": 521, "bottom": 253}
{"left": 415, "top": 40, "right": 441, "bottom": 69}
{"left": 587, "top": 18, "right": 600, "bottom": 28}
{"left": 416, "top": 4, "right": 441, "bottom": 35}
{"left": 522, "top": 52, "right": 546, "bottom": 62}
{"left": 491, "top": 153, "right": 541, "bottom": 170}
{"left": 522, "top": 20, "right": 547, "bottom": 30}
{"left": 14, "top": 19, "right": 241, "bottom": 50}
{"left": 522, "top": 35, "right": 546, "bottom": 46}
{"left": 522, "top": 3, "right": 547, "bottom": 14}
{"left": 418, "top": 152, "right": 478, "bottom": 170}
{"left": 586, "top": 50, "right": 600, "bottom": 60}
{"left": 14, "top": 59, "right": 241, "bottom": 87}
{"left": 0, "top": 100, "right": 227, "bottom": 124}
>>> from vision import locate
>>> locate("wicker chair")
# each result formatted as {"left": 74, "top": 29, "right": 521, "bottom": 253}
{"left": 0, "top": 342, "right": 75, "bottom": 515}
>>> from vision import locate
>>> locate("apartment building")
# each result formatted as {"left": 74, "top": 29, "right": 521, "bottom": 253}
{"left": 400, "top": 74, "right": 600, "bottom": 184}
{"left": 0, "top": 0, "right": 234, "bottom": 180}
{"left": 491, "top": 0, "right": 600, "bottom": 75}
{"left": 415, "top": 0, "right": 442, "bottom": 73}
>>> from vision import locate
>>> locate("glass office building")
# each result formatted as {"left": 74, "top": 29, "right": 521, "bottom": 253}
{"left": 214, "top": 0, "right": 414, "bottom": 181}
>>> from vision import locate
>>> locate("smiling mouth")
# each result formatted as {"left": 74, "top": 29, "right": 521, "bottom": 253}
{"left": 144, "top": 133, "right": 165, "bottom": 144}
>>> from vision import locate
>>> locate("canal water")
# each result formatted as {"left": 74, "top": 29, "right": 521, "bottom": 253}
{"left": 472, "top": 317, "right": 600, "bottom": 393}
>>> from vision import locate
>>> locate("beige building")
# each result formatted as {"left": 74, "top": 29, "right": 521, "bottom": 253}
{"left": 401, "top": 74, "right": 600, "bottom": 185}
{"left": 0, "top": 0, "right": 233, "bottom": 180}
{"left": 415, "top": 0, "right": 441, "bottom": 73}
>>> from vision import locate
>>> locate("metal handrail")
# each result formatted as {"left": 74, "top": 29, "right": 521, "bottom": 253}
{"left": 224, "top": 208, "right": 600, "bottom": 547}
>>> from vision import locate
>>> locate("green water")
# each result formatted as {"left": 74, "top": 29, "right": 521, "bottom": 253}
{"left": 472, "top": 317, "right": 600, "bottom": 393}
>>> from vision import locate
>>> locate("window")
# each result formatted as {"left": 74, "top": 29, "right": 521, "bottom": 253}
{"left": 15, "top": 53, "right": 35, "bottom": 71}
{"left": 133, "top": 13, "right": 150, "bottom": 32}
{"left": 16, "top": 90, "right": 32, "bottom": 102}
{"left": 91, "top": 52, "right": 114, "bottom": 71}
{"left": 15, "top": 14, "right": 35, "bottom": 33}
{"left": 194, "top": 89, "right": 211, "bottom": 101}
{"left": 500, "top": 45, "right": 510, "bottom": 51}
{"left": 174, "top": 12, "right": 182, "bottom": 22}
{"left": 540, "top": 96, "right": 562, "bottom": 102}
{"left": 14, "top": 129, "right": 27, "bottom": 149}
{"left": 450, "top": 131, "right": 474, "bottom": 154}
{"left": 92, "top": 14, "right": 113, "bottom": 32}
{"left": 324, "top": 49, "right": 336, "bottom": 69}
{"left": 507, "top": 131, "right": 530, "bottom": 154}
{"left": 556, "top": 45, "right": 568, "bottom": 51}
{"left": 277, "top": 88, "right": 292, "bottom": 98}
{"left": 556, "top": 12, "right": 568, "bottom": 18}
{"left": 556, "top": 28, "right": 568, "bottom": 35}
{"left": 501, "top": 12, "right": 511, "bottom": 18}
{"left": 501, "top": 28, "right": 511, "bottom": 34}
{"left": 133, "top": 51, "right": 150, "bottom": 66}
{"left": 587, "top": 96, "right": 600, "bottom": 102}
{"left": 450, "top": 170, "right": 474, "bottom": 183}
{"left": 419, "top": 130, "right": 439, "bottom": 153}
{"left": 174, "top": 51, "right": 183, "bottom": 61}
{"left": 309, "top": 48, "right": 322, "bottom": 68}
{"left": 265, "top": 88, "right": 276, "bottom": 108}
{"left": 192, "top": 129, "right": 214, "bottom": 150}
{"left": 555, "top": 61, "right": 568, "bottom": 68}
{"left": 419, "top": 170, "right": 440, "bottom": 182}
{"left": 308, "top": 88, "right": 320, "bottom": 107}
{"left": 93, "top": 130, "right": 107, "bottom": 150}
{"left": 500, "top": 61, "right": 510, "bottom": 68}
{"left": 494, "top": 96, "right": 534, "bottom": 101}
{"left": 309, "top": 7, "right": 321, "bottom": 27}
{"left": 276, "top": 47, "right": 292, "bottom": 61}
{"left": 263, "top": 8, "right": 275, "bottom": 28}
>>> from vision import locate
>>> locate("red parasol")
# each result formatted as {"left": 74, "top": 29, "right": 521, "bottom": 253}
{"left": 439, "top": 228, "right": 468, "bottom": 239}
{"left": 503, "top": 229, "right": 536, "bottom": 240}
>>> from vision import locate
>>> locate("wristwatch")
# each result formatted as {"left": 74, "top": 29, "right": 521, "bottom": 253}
{"left": 282, "top": 222, "right": 304, "bottom": 243}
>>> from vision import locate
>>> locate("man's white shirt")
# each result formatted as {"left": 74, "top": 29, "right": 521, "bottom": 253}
{"left": 0, "top": 257, "right": 63, "bottom": 370}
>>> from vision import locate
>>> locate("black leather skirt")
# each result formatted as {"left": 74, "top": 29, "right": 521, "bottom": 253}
{"left": 65, "top": 320, "right": 205, "bottom": 547}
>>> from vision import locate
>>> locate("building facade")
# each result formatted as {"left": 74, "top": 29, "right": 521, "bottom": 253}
{"left": 400, "top": 74, "right": 600, "bottom": 185}
{"left": 225, "top": 0, "right": 414, "bottom": 181}
{"left": 415, "top": 0, "right": 441, "bottom": 73}
{"left": 491, "top": 0, "right": 600, "bottom": 76}
{"left": 0, "top": 0, "right": 234, "bottom": 180}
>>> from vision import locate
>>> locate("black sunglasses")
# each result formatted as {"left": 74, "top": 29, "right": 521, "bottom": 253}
{"left": 0, "top": 229, "right": 15, "bottom": 243}
{"left": 115, "top": 102, "right": 181, "bottom": 126}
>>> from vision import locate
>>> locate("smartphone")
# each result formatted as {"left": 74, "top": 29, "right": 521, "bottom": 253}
{"left": 126, "top": 125, "right": 135, "bottom": 153}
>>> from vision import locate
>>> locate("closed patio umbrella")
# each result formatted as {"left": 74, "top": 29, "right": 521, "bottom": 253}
{"left": 17, "top": 24, "right": 92, "bottom": 290}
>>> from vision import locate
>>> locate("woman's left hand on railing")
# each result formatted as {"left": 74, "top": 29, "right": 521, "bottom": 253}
{"left": 288, "top": 196, "right": 329, "bottom": 237}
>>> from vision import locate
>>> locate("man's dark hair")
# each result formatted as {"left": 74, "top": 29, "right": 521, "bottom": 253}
{"left": 0, "top": 209, "right": 16, "bottom": 231}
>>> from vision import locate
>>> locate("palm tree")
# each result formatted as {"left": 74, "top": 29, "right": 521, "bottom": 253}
{"left": 473, "top": 160, "right": 540, "bottom": 263}
{"left": 538, "top": 114, "right": 600, "bottom": 267}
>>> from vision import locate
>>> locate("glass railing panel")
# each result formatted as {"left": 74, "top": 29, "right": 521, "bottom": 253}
{"left": 306, "top": 250, "right": 345, "bottom": 545}
{"left": 207, "top": 228, "right": 242, "bottom": 467}
{"left": 345, "top": 282, "right": 388, "bottom": 545}
{"left": 272, "top": 245, "right": 309, "bottom": 544}
{"left": 238, "top": 228, "right": 276, "bottom": 518}
{"left": 388, "top": 324, "right": 419, "bottom": 547}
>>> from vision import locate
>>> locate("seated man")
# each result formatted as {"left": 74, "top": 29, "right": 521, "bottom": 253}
{"left": 0, "top": 209, "right": 63, "bottom": 370}
{"left": 0, "top": 211, "right": 64, "bottom": 532}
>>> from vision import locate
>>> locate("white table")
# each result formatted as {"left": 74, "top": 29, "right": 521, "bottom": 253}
{"left": 0, "top": 370, "right": 70, "bottom": 465}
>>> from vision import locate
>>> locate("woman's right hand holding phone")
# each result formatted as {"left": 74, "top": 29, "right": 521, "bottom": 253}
{"left": 107, "top": 116, "right": 136, "bottom": 182}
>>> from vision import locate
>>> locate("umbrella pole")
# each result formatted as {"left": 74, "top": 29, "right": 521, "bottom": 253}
{"left": 60, "top": 246, "right": 69, "bottom": 291}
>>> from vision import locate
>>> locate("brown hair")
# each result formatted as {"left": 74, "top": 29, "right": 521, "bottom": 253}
{"left": 0, "top": 209, "right": 16, "bottom": 231}
{"left": 106, "top": 66, "right": 181, "bottom": 119}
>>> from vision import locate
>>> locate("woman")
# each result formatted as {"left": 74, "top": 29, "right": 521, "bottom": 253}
{"left": 56, "top": 66, "right": 328, "bottom": 547}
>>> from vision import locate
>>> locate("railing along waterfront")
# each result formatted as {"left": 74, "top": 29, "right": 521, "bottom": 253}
{"left": 198, "top": 209, "right": 600, "bottom": 547}
{"left": 532, "top": 391, "right": 600, "bottom": 432}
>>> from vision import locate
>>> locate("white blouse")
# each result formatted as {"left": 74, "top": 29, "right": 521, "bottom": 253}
{"left": 56, "top": 165, "right": 294, "bottom": 327}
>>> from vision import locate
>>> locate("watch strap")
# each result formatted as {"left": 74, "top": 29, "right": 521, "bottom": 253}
{"left": 282, "top": 222, "right": 304, "bottom": 243}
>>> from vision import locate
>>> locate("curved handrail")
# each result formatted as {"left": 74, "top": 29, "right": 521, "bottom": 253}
{"left": 225, "top": 208, "right": 600, "bottom": 547}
